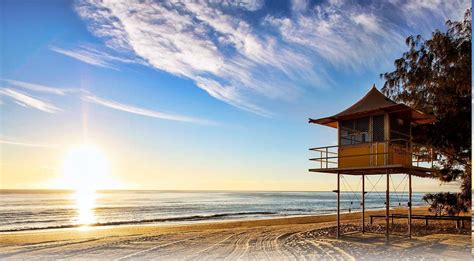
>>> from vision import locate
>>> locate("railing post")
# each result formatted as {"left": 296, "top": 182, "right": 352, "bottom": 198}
{"left": 320, "top": 150, "right": 322, "bottom": 169}
{"left": 326, "top": 147, "right": 328, "bottom": 169}
{"left": 375, "top": 142, "right": 378, "bottom": 166}
{"left": 431, "top": 148, "right": 434, "bottom": 168}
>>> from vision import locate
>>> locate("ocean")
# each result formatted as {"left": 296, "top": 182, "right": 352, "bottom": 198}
{"left": 0, "top": 190, "right": 426, "bottom": 232}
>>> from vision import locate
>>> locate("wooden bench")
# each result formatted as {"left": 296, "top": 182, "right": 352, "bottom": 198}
{"left": 369, "top": 214, "right": 471, "bottom": 228}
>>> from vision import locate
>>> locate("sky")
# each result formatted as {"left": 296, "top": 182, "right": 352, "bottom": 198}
{"left": 0, "top": 0, "right": 470, "bottom": 192}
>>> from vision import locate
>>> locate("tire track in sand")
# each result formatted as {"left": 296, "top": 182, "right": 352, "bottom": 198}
{"left": 186, "top": 231, "right": 247, "bottom": 260}
{"left": 114, "top": 230, "right": 223, "bottom": 260}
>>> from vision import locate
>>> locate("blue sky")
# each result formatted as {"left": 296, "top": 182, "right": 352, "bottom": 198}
{"left": 0, "top": 0, "right": 470, "bottom": 191}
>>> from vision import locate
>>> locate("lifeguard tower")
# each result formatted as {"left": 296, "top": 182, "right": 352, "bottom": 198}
{"left": 309, "top": 85, "right": 437, "bottom": 241}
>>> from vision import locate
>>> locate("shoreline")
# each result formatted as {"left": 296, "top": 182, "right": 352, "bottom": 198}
{"left": 0, "top": 206, "right": 430, "bottom": 239}
{"left": 0, "top": 205, "right": 428, "bottom": 236}
{"left": 1, "top": 206, "right": 470, "bottom": 259}
{"left": 0, "top": 205, "right": 428, "bottom": 234}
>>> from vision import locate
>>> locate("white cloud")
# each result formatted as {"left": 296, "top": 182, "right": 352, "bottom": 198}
{"left": 400, "top": 0, "right": 470, "bottom": 31}
{"left": 266, "top": 0, "right": 469, "bottom": 71}
{"left": 74, "top": 0, "right": 470, "bottom": 116}
{"left": 74, "top": 0, "right": 318, "bottom": 116}
{"left": 351, "top": 13, "right": 381, "bottom": 33}
{"left": 291, "top": 0, "right": 308, "bottom": 12}
{"left": 2, "top": 79, "right": 75, "bottom": 95}
{"left": 83, "top": 94, "right": 214, "bottom": 125}
{"left": 402, "top": 0, "right": 467, "bottom": 19}
{"left": 50, "top": 45, "right": 143, "bottom": 70}
{"left": 264, "top": 6, "right": 404, "bottom": 70}
{"left": 1, "top": 78, "right": 212, "bottom": 125}
{"left": 0, "top": 138, "right": 57, "bottom": 148}
{"left": 0, "top": 88, "right": 60, "bottom": 113}
{"left": 51, "top": 46, "right": 115, "bottom": 69}
{"left": 221, "top": 0, "right": 264, "bottom": 11}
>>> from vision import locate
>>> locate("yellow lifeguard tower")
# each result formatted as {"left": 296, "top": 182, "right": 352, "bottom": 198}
{"left": 309, "top": 85, "right": 437, "bottom": 241}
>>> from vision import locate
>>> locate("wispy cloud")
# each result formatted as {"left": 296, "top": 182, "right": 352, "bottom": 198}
{"left": 265, "top": 11, "right": 404, "bottom": 70}
{"left": 0, "top": 88, "right": 60, "bottom": 113}
{"left": 278, "top": 1, "right": 468, "bottom": 70}
{"left": 1, "top": 78, "right": 212, "bottom": 125}
{"left": 290, "top": 0, "right": 308, "bottom": 12}
{"left": 74, "top": 1, "right": 320, "bottom": 116}
{"left": 50, "top": 45, "right": 143, "bottom": 70}
{"left": 74, "top": 0, "right": 469, "bottom": 115}
{"left": 2, "top": 79, "right": 76, "bottom": 95}
{"left": 401, "top": 0, "right": 468, "bottom": 21}
{"left": 0, "top": 138, "right": 58, "bottom": 148}
{"left": 83, "top": 95, "right": 214, "bottom": 125}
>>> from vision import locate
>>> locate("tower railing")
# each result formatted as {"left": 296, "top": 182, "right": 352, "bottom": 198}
{"left": 309, "top": 139, "right": 438, "bottom": 170}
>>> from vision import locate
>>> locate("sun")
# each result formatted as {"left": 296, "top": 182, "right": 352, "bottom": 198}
{"left": 61, "top": 144, "right": 112, "bottom": 225}
{"left": 62, "top": 144, "right": 110, "bottom": 191}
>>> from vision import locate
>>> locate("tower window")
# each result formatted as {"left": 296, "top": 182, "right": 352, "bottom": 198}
{"left": 340, "top": 117, "right": 370, "bottom": 145}
{"left": 372, "top": 115, "right": 385, "bottom": 142}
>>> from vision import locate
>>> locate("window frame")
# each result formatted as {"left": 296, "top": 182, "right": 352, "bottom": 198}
{"left": 339, "top": 114, "right": 386, "bottom": 146}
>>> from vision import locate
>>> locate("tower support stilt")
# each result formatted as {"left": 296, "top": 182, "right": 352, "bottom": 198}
{"left": 362, "top": 174, "right": 365, "bottom": 234}
{"left": 386, "top": 172, "right": 390, "bottom": 243}
{"left": 408, "top": 172, "right": 412, "bottom": 238}
{"left": 337, "top": 172, "right": 340, "bottom": 239}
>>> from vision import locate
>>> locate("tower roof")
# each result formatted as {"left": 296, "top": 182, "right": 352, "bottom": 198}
{"left": 309, "top": 85, "right": 435, "bottom": 128}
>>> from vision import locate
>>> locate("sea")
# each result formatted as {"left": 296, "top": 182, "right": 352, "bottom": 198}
{"left": 0, "top": 190, "right": 426, "bottom": 232}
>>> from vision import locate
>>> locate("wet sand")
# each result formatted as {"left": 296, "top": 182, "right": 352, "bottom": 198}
{"left": 0, "top": 207, "right": 470, "bottom": 260}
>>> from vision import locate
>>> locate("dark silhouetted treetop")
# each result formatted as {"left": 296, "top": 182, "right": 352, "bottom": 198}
{"left": 381, "top": 9, "right": 471, "bottom": 211}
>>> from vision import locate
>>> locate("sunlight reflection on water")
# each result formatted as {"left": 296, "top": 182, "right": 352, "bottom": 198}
{"left": 74, "top": 189, "right": 97, "bottom": 226}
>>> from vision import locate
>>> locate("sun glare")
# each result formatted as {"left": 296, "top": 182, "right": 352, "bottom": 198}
{"left": 62, "top": 145, "right": 109, "bottom": 191}
{"left": 74, "top": 189, "right": 97, "bottom": 225}
{"left": 62, "top": 144, "right": 110, "bottom": 226}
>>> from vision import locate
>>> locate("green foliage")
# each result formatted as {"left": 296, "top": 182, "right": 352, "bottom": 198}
{"left": 381, "top": 9, "right": 471, "bottom": 212}
{"left": 422, "top": 192, "right": 468, "bottom": 216}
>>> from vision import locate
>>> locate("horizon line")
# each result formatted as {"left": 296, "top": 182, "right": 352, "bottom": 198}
{"left": 0, "top": 188, "right": 445, "bottom": 193}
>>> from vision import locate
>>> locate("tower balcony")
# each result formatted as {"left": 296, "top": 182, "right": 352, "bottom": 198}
{"left": 309, "top": 139, "right": 438, "bottom": 177}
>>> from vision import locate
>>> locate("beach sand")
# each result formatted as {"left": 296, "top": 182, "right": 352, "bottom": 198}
{"left": 0, "top": 207, "right": 470, "bottom": 260}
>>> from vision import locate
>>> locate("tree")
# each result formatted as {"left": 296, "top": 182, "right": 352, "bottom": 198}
{"left": 422, "top": 192, "right": 468, "bottom": 216}
{"left": 381, "top": 9, "right": 471, "bottom": 213}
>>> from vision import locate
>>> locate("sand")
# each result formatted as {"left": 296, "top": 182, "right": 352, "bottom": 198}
{"left": 0, "top": 207, "right": 471, "bottom": 260}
